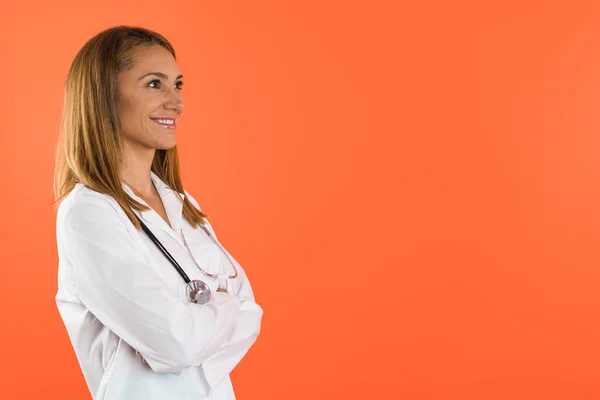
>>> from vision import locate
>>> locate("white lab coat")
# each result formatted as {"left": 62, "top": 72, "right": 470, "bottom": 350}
{"left": 55, "top": 172, "right": 263, "bottom": 399}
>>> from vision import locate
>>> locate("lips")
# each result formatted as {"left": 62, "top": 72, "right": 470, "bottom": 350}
{"left": 150, "top": 117, "right": 177, "bottom": 129}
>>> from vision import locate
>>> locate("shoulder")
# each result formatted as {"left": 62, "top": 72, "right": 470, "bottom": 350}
{"left": 183, "top": 189, "right": 201, "bottom": 210}
{"left": 56, "top": 186, "right": 142, "bottom": 264}
{"left": 57, "top": 184, "right": 127, "bottom": 231}
{"left": 183, "top": 189, "right": 219, "bottom": 236}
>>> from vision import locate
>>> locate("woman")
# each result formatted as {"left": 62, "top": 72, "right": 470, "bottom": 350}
{"left": 54, "top": 26, "right": 263, "bottom": 399}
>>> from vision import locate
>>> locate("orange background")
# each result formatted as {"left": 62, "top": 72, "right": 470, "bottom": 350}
{"left": 2, "top": 1, "right": 600, "bottom": 399}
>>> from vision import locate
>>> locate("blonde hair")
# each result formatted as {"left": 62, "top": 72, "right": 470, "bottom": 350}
{"left": 54, "top": 25, "right": 207, "bottom": 228}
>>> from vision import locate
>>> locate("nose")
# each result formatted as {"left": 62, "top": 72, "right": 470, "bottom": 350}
{"left": 164, "top": 87, "right": 184, "bottom": 113}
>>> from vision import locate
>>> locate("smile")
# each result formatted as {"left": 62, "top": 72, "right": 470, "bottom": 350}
{"left": 150, "top": 117, "right": 176, "bottom": 129}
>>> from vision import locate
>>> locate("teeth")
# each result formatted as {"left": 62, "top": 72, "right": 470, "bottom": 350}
{"left": 155, "top": 119, "right": 174, "bottom": 125}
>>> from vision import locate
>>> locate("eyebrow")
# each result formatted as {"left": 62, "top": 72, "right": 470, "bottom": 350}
{"left": 138, "top": 72, "right": 183, "bottom": 81}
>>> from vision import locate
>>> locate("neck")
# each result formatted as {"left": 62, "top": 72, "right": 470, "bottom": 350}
{"left": 120, "top": 142, "right": 156, "bottom": 198}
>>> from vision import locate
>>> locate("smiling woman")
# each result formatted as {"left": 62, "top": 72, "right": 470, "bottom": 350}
{"left": 53, "top": 26, "right": 263, "bottom": 400}
{"left": 118, "top": 46, "right": 183, "bottom": 151}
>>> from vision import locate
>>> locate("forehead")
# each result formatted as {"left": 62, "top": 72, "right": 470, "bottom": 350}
{"left": 125, "top": 45, "right": 180, "bottom": 76}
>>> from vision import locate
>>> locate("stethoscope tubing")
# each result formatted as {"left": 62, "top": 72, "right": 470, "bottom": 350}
{"left": 135, "top": 215, "right": 192, "bottom": 284}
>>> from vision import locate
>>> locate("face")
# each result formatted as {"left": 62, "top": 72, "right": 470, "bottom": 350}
{"left": 117, "top": 45, "right": 184, "bottom": 152}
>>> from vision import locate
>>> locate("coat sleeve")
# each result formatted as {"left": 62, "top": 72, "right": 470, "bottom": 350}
{"left": 57, "top": 193, "right": 241, "bottom": 374}
{"left": 185, "top": 192, "right": 264, "bottom": 392}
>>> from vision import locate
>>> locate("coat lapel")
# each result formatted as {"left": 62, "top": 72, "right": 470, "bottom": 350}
{"left": 122, "top": 172, "right": 186, "bottom": 244}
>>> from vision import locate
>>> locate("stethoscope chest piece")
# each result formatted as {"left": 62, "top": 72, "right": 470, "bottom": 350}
{"left": 187, "top": 280, "right": 212, "bottom": 304}
{"left": 135, "top": 213, "right": 236, "bottom": 304}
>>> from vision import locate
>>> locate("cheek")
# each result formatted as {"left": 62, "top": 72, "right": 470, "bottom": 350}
{"left": 118, "top": 91, "right": 165, "bottom": 139}
{"left": 119, "top": 98, "right": 152, "bottom": 133}
{"left": 119, "top": 106, "right": 138, "bottom": 136}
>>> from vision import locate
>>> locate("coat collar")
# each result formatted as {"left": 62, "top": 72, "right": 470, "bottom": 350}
{"left": 122, "top": 171, "right": 186, "bottom": 238}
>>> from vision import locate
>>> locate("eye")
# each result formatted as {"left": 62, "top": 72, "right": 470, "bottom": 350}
{"left": 175, "top": 81, "right": 184, "bottom": 90}
{"left": 147, "top": 79, "right": 162, "bottom": 89}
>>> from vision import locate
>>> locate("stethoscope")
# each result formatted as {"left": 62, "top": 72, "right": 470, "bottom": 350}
{"left": 135, "top": 215, "right": 238, "bottom": 304}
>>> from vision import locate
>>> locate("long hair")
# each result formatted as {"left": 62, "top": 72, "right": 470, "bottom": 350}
{"left": 54, "top": 25, "right": 207, "bottom": 229}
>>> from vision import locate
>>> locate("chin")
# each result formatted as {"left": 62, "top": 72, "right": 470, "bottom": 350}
{"left": 156, "top": 142, "right": 177, "bottom": 150}
{"left": 153, "top": 136, "right": 178, "bottom": 150}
